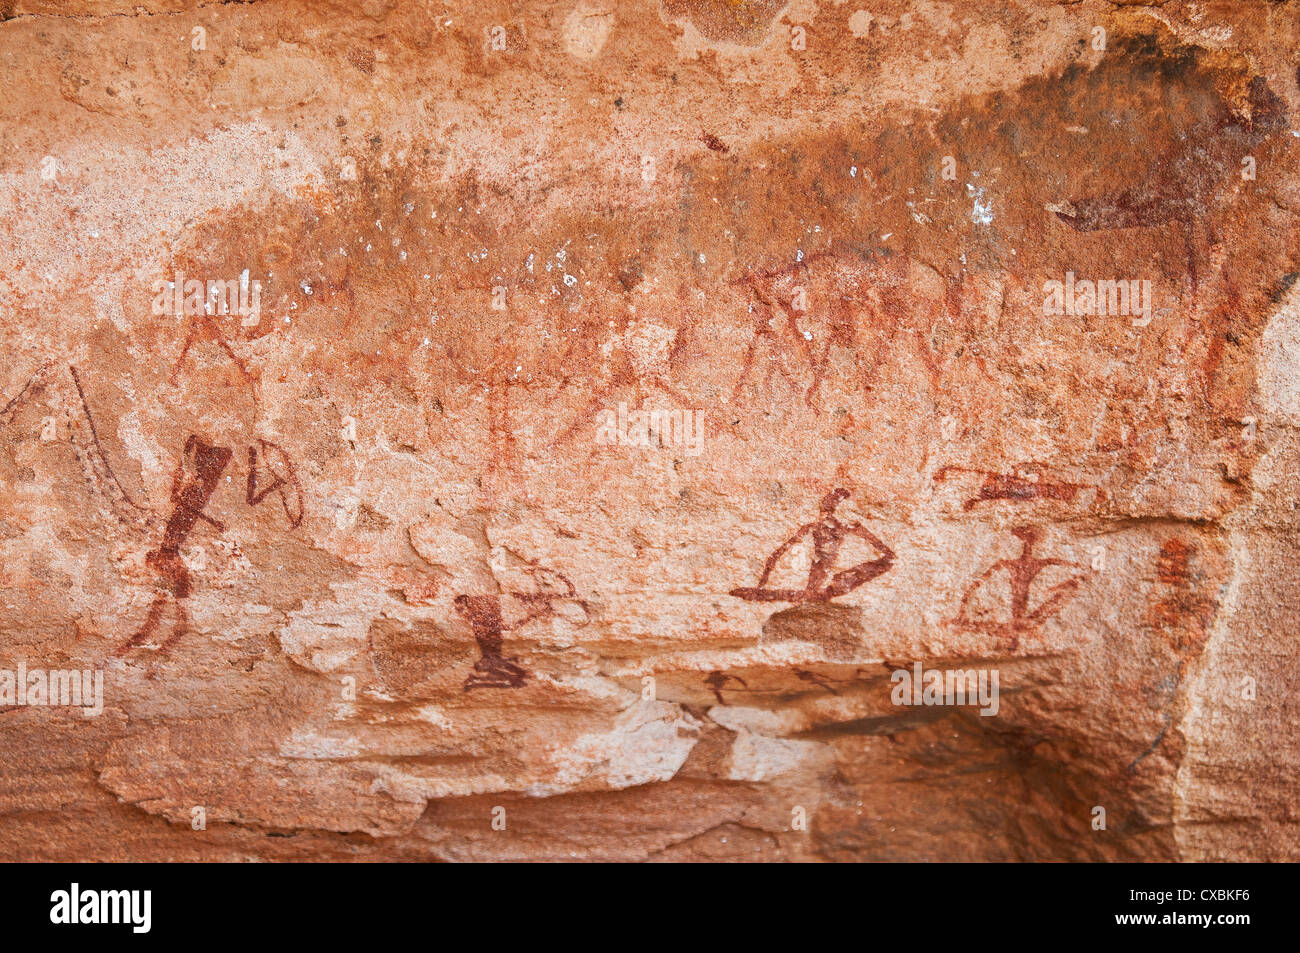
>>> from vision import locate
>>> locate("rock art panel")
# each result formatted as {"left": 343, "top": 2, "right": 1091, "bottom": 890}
{"left": 0, "top": 0, "right": 1297, "bottom": 863}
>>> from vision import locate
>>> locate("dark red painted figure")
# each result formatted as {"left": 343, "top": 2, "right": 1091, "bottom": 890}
{"left": 705, "top": 671, "right": 748, "bottom": 705}
{"left": 247, "top": 438, "right": 304, "bottom": 528}
{"left": 455, "top": 563, "right": 588, "bottom": 690}
{"left": 935, "top": 465, "right": 1080, "bottom": 511}
{"left": 121, "top": 435, "right": 231, "bottom": 656}
{"left": 954, "top": 526, "right": 1083, "bottom": 650}
{"left": 120, "top": 433, "right": 304, "bottom": 659}
{"left": 730, "top": 488, "right": 895, "bottom": 604}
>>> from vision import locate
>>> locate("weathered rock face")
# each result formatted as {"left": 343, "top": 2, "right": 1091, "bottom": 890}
{"left": 1, "top": 0, "right": 1298, "bottom": 862}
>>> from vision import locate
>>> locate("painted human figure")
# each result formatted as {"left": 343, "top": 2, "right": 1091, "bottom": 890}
{"left": 121, "top": 435, "right": 302, "bottom": 657}
{"left": 730, "top": 488, "right": 895, "bottom": 604}
{"left": 455, "top": 563, "right": 588, "bottom": 690}
{"left": 121, "top": 434, "right": 232, "bottom": 656}
{"left": 955, "top": 526, "right": 1083, "bottom": 649}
